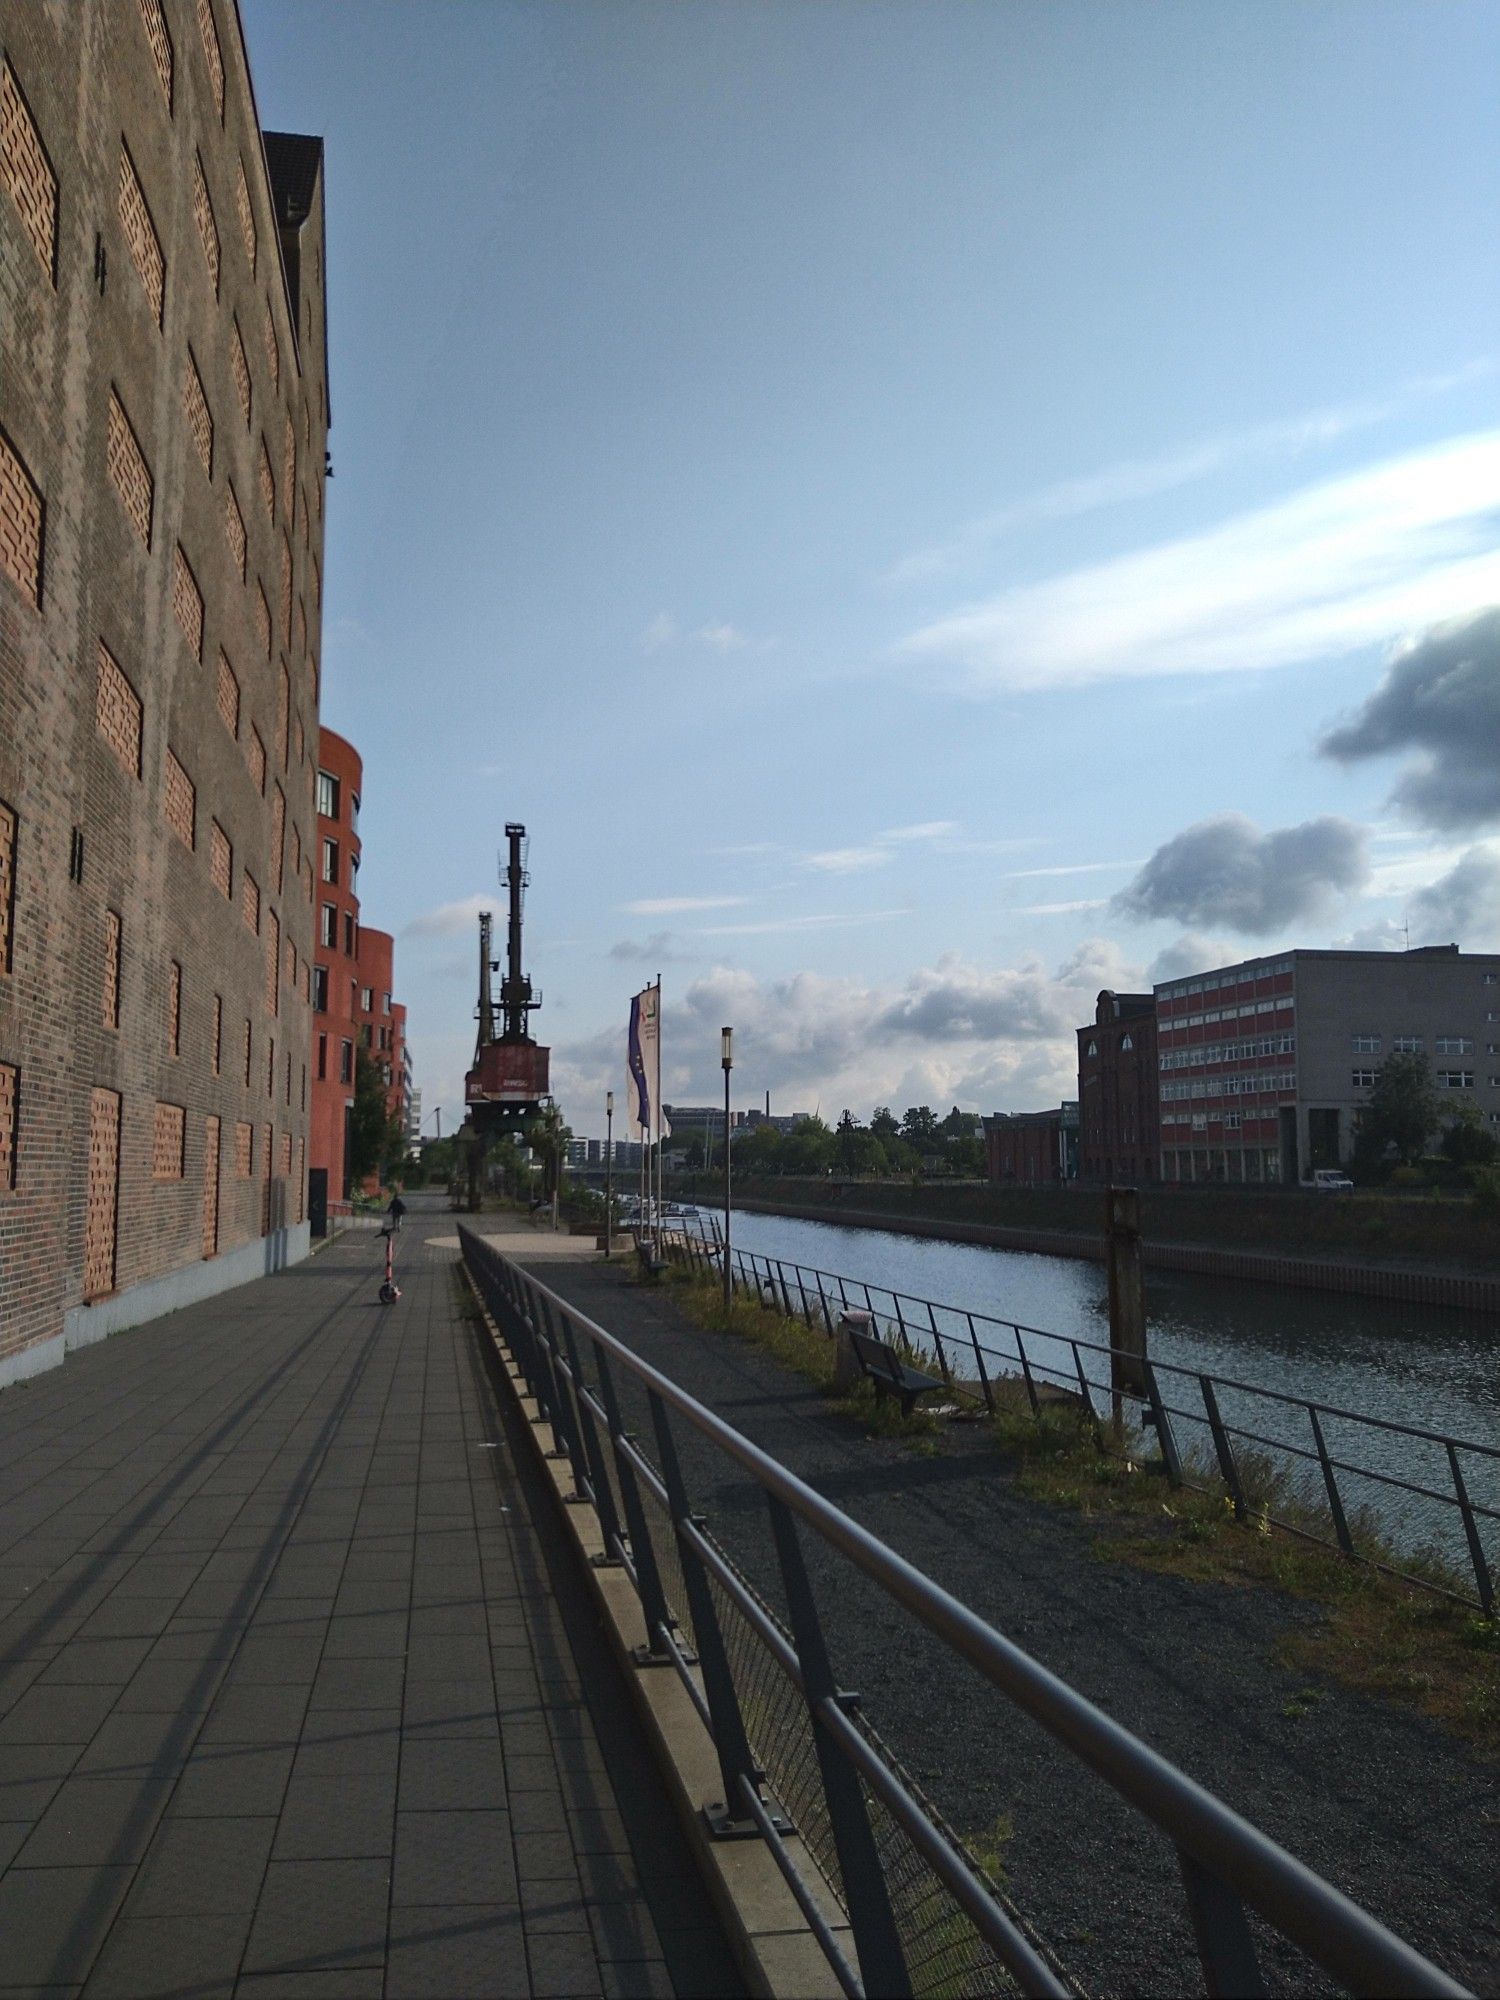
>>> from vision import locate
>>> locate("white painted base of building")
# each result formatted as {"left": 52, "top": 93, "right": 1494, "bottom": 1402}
{"left": 0, "top": 1224, "right": 312, "bottom": 1393}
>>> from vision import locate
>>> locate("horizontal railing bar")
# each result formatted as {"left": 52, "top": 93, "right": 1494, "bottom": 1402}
{"left": 680, "top": 1517, "right": 802, "bottom": 1685}
{"left": 464, "top": 1234, "right": 1467, "bottom": 1999}
{"left": 672, "top": 1230, "right": 1497, "bottom": 1460}
{"left": 734, "top": 1773, "right": 866, "bottom": 2000}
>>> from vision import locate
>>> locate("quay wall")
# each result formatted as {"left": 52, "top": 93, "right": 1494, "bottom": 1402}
{"left": 683, "top": 1178, "right": 1500, "bottom": 1314}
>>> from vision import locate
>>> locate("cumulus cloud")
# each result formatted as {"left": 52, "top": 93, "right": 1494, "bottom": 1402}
{"left": 1148, "top": 933, "right": 1237, "bottom": 983}
{"left": 403, "top": 893, "right": 493, "bottom": 940}
{"left": 804, "top": 847, "right": 891, "bottom": 875}
{"left": 1319, "top": 607, "right": 1500, "bottom": 831}
{"left": 550, "top": 939, "right": 1143, "bottom": 1132}
{"left": 1115, "top": 814, "right": 1369, "bottom": 935}
{"left": 899, "top": 430, "right": 1500, "bottom": 692}
{"left": 1409, "top": 845, "right": 1500, "bottom": 949}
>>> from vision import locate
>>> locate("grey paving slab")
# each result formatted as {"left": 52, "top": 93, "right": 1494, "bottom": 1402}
{"left": 0, "top": 1210, "right": 740, "bottom": 1998}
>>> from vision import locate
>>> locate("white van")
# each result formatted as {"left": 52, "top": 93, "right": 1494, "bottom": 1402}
{"left": 1309, "top": 1168, "right": 1355, "bottom": 1193}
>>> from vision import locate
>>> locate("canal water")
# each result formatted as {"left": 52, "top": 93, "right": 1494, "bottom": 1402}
{"left": 717, "top": 1207, "right": 1499, "bottom": 1578}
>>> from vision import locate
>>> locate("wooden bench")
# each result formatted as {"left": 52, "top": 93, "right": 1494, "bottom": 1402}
{"left": 847, "top": 1325, "right": 945, "bottom": 1417}
{"left": 633, "top": 1232, "right": 666, "bottom": 1281}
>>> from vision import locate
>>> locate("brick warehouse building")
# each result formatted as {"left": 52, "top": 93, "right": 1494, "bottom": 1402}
{"left": 308, "top": 727, "right": 409, "bottom": 1212}
{"left": 0, "top": 2, "right": 328, "bottom": 1385}
{"left": 1076, "top": 990, "right": 1159, "bottom": 1184}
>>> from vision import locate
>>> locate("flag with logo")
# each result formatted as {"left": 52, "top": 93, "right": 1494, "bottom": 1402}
{"left": 624, "top": 982, "right": 671, "bottom": 1141}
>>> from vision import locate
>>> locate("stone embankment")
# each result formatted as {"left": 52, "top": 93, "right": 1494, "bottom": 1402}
{"left": 679, "top": 1176, "right": 1500, "bottom": 1312}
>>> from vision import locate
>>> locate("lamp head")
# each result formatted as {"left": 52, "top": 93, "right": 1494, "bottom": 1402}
{"left": 721, "top": 1026, "right": 733, "bottom": 1070}
{"left": 606, "top": 1089, "right": 614, "bottom": 1116}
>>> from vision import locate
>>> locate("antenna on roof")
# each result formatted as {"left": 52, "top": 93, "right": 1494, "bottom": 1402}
{"left": 1403, "top": 913, "right": 1411, "bottom": 952}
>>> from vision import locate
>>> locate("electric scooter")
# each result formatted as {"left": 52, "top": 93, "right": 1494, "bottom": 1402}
{"left": 378, "top": 1225, "right": 401, "bottom": 1304}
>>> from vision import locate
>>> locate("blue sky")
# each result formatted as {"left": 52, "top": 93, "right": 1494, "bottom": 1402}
{"left": 241, "top": 0, "right": 1500, "bottom": 1138}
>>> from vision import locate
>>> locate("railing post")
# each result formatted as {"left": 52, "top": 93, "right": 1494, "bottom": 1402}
{"left": 537, "top": 1297, "right": 586, "bottom": 1485}
{"left": 814, "top": 1272, "right": 833, "bottom": 1337}
{"left": 592, "top": 1347, "right": 677, "bottom": 1662}
{"left": 926, "top": 1303, "right": 952, "bottom": 1388}
{"left": 1200, "top": 1376, "right": 1245, "bottom": 1520}
{"left": 1072, "top": 1341, "right": 1104, "bottom": 1449}
{"left": 648, "top": 1389, "right": 762, "bottom": 1835}
{"left": 1447, "top": 1441, "right": 1495, "bottom": 1615}
{"left": 1144, "top": 1361, "right": 1182, "bottom": 1487}
{"left": 1014, "top": 1328, "right": 1041, "bottom": 1418}
{"left": 1178, "top": 1850, "right": 1267, "bottom": 1998}
{"left": 967, "top": 1313, "right": 996, "bottom": 1415}
{"left": 556, "top": 1314, "right": 625, "bottom": 1558}
{"left": 1307, "top": 1406, "right": 1353, "bottom": 1556}
{"left": 766, "top": 1492, "right": 914, "bottom": 2000}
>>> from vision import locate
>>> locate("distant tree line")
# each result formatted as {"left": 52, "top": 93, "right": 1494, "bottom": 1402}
{"left": 667, "top": 1104, "right": 985, "bottom": 1180}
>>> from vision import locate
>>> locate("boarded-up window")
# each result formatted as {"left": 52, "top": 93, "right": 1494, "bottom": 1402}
{"left": 223, "top": 481, "right": 245, "bottom": 579}
{"left": 235, "top": 157, "right": 256, "bottom": 271}
{"left": 164, "top": 749, "right": 195, "bottom": 849}
{"left": 107, "top": 392, "right": 152, "bottom": 548}
{"left": 96, "top": 641, "right": 143, "bottom": 778}
{"left": 241, "top": 868, "right": 259, "bottom": 935}
{"left": 172, "top": 545, "right": 203, "bottom": 658}
{"left": 0, "top": 424, "right": 44, "bottom": 606}
{"left": 246, "top": 726, "right": 266, "bottom": 794}
{"left": 255, "top": 582, "right": 271, "bottom": 658}
{"left": 0, "top": 799, "right": 15, "bottom": 974}
{"left": 231, "top": 317, "right": 251, "bottom": 427}
{"left": 211, "top": 992, "right": 222, "bottom": 1075}
{"left": 118, "top": 142, "right": 164, "bottom": 326}
{"left": 279, "top": 536, "right": 292, "bottom": 648}
{"left": 184, "top": 350, "right": 213, "bottom": 478}
{"left": 234, "top": 1119, "right": 252, "bottom": 1178}
{"left": 279, "top": 1130, "right": 291, "bottom": 1177}
{"left": 284, "top": 416, "right": 296, "bottom": 531}
{"left": 209, "top": 819, "right": 231, "bottom": 897}
{"left": 0, "top": 1061, "right": 16, "bottom": 1190}
{"left": 271, "top": 784, "right": 285, "bottom": 892}
{"left": 197, "top": 0, "right": 224, "bottom": 120}
{"left": 2, "top": 62, "right": 59, "bottom": 280}
{"left": 135, "top": 0, "right": 174, "bottom": 107}
{"left": 258, "top": 436, "right": 275, "bottom": 521}
{"left": 242, "top": 1016, "right": 252, "bottom": 1085}
{"left": 84, "top": 1089, "right": 121, "bottom": 1297}
{"left": 265, "top": 907, "right": 279, "bottom": 1015}
{"left": 202, "top": 1114, "right": 220, "bottom": 1256}
{"left": 167, "top": 959, "right": 181, "bottom": 1056}
{"left": 103, "top": 910, "right": 121, "bottom": 1028}
{"left": 216, "top": 650, "right": 239, "bottom": 736}
{"left": 153, "top": 1101, "right": 185, "bottom": 1179}
{"left": 192, "top": 153, "right": 219, "bottom": 294}
{"left": 277, "top": 664, "right": 290, "bottom": 769}
{"left": 263, "top": 296, "right": 279, "bottom": 390}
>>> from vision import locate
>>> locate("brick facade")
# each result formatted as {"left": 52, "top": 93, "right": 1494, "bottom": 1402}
{"left": 0, "top": 2, "right": 328, "bottom": 1374}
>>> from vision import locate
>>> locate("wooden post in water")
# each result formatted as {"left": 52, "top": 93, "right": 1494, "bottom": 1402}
{"left": 1105, "top": 1185, "right": 1147, "bottom": 1427}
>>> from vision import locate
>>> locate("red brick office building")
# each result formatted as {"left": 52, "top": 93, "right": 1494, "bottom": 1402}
{"left": 983, "top": 1104, "right": 1079, "bottom": 1183}
{"left": 1076, "top": 991, "right": 1159, "bottom": 1184}
{"left": 0, "top": 2, "right": 328, "bottom": 1384}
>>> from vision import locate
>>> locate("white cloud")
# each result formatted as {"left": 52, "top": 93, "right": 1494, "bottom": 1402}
{"left": 551, "top": 938, "right": 1142, "bottom": 1133}
{"left": 698, "top": 909, "right": 909, "bottom": 938}
{"left": 1010, "top": 898, "right": 1110, "bottom": 915}
{"left": 876, "top": 820, "right": 961, "bottom": 843}
{"left": 403, "top": 893, "right": 493, "bottom": 939}
{"left": 900, "top": 429, "right": 1500, "bottom": 692}
{"left": 888, "top": 362, "right": 1498, "bottom": 584}
{"left": 1409, "top": 844, "right": 1500, "bottom": 949}
{"left": 1004, "top": 860, "right": 1139, "bottom": 881}
{"left": 608, "top": 930, "right": 693, "bottom": 964}
{"left": 639, "top": 612, "right": 752, "bottom": 654}
{"left": 803, "top": 847, "right": 891, "bottom": 875}
{"left": 1116, "top": 814, "right": 1369, "bottom": 934}
{"left": 622, "top": 895, "right": 749, "bottom": 915}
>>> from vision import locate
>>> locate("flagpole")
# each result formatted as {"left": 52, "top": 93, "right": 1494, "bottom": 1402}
{"left": 654, "top": 976, "right": 664, "bottom": 1241}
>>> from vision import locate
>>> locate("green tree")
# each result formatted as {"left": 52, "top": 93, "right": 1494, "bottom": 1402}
{"left": 901, "top": 1105, "right": 940, "bottom": 1147}
{"left": 736, "top": 1124, "right": 786, "bottom": 1175}
{"left": 1442, "top": 1097, "right": 1499, "bottom": 1169}
{"left": 782, "top": 1114, "right": 834, "bottom": 1176}
{"left": 348, "top": 1051, "right": 391, "bottom": 1185}
{"left": 1363, "top": 1051, "right": 1440, "bottom": 1165}
{"left": 870, "top": 1106, "right": 900, "bottom": 1143}
{"left": 526, "top": 1102, "right": 571, "bottom": 1201}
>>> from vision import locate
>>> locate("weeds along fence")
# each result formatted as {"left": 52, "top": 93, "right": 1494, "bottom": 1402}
{"left": 668, "top": 1218, "right": 1497, "bottom": 1617}
{"left": 459, "top": 1226, "right": 1467, "bottom": 2000}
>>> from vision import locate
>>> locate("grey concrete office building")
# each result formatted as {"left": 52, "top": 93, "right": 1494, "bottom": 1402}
{"left": 1155, "top": 944, "right": 1500, "bottom": 1185}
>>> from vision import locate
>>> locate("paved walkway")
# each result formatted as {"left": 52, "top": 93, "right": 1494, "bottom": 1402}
{"left": 0, "top": 1200, "right": 741, "bottom": 1998}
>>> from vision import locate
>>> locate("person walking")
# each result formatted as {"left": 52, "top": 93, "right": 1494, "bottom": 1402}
{"left": 387, "top": 1191, "right": 406, "bottom": 1233}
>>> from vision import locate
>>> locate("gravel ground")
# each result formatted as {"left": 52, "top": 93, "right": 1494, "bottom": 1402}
{"left": 525, "top": 1256, "right": 1498, "bottom": 1999}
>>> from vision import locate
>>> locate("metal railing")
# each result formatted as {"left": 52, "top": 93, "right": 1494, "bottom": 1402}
{"left": 459, "top": 1225, "right": 1468, "bottom": 2000}
{"left": 669, "top": 1217, "right": 1498, "bottom": 1615}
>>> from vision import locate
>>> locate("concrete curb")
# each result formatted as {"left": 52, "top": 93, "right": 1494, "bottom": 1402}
{"left": 460, "top": 1262, "right": 851, "bottom": 2000}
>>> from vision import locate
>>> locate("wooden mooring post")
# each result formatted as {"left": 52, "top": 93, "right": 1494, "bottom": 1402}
{"left": 1105, "top": 1186, "right": 1148, "bottom": 1426}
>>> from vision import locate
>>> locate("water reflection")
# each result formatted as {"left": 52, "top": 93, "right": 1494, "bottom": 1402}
{"left": 724, "top": 1208, "right": 1499, "bottom": 1573}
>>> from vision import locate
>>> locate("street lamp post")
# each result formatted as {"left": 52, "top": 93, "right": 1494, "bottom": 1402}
{"left": 604, "top": 1090, "right": 614, "bottom": 1257}
{"left": 721, "top": 1027, "right": 733, "bottom": 1315}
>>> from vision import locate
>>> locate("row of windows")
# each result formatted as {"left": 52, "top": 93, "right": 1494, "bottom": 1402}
{"left": 1352, "top": 1034, "right": 1476, "bottom": 1056}
{"left": 1161, "top": 998, "right": 1288, "bottom": 1032}
{"left": 1160, "top": 1034, "right": 1295, "bottom": 1071}
{"left": 1159, "top": 961, "right": 1294, "bottom": 1002}
{"left": 1160, "top": 1070, "right": 1297, "bottom": 1103}
{"left": 0, "top": 1062, "right": 302, "bottom": 1203}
